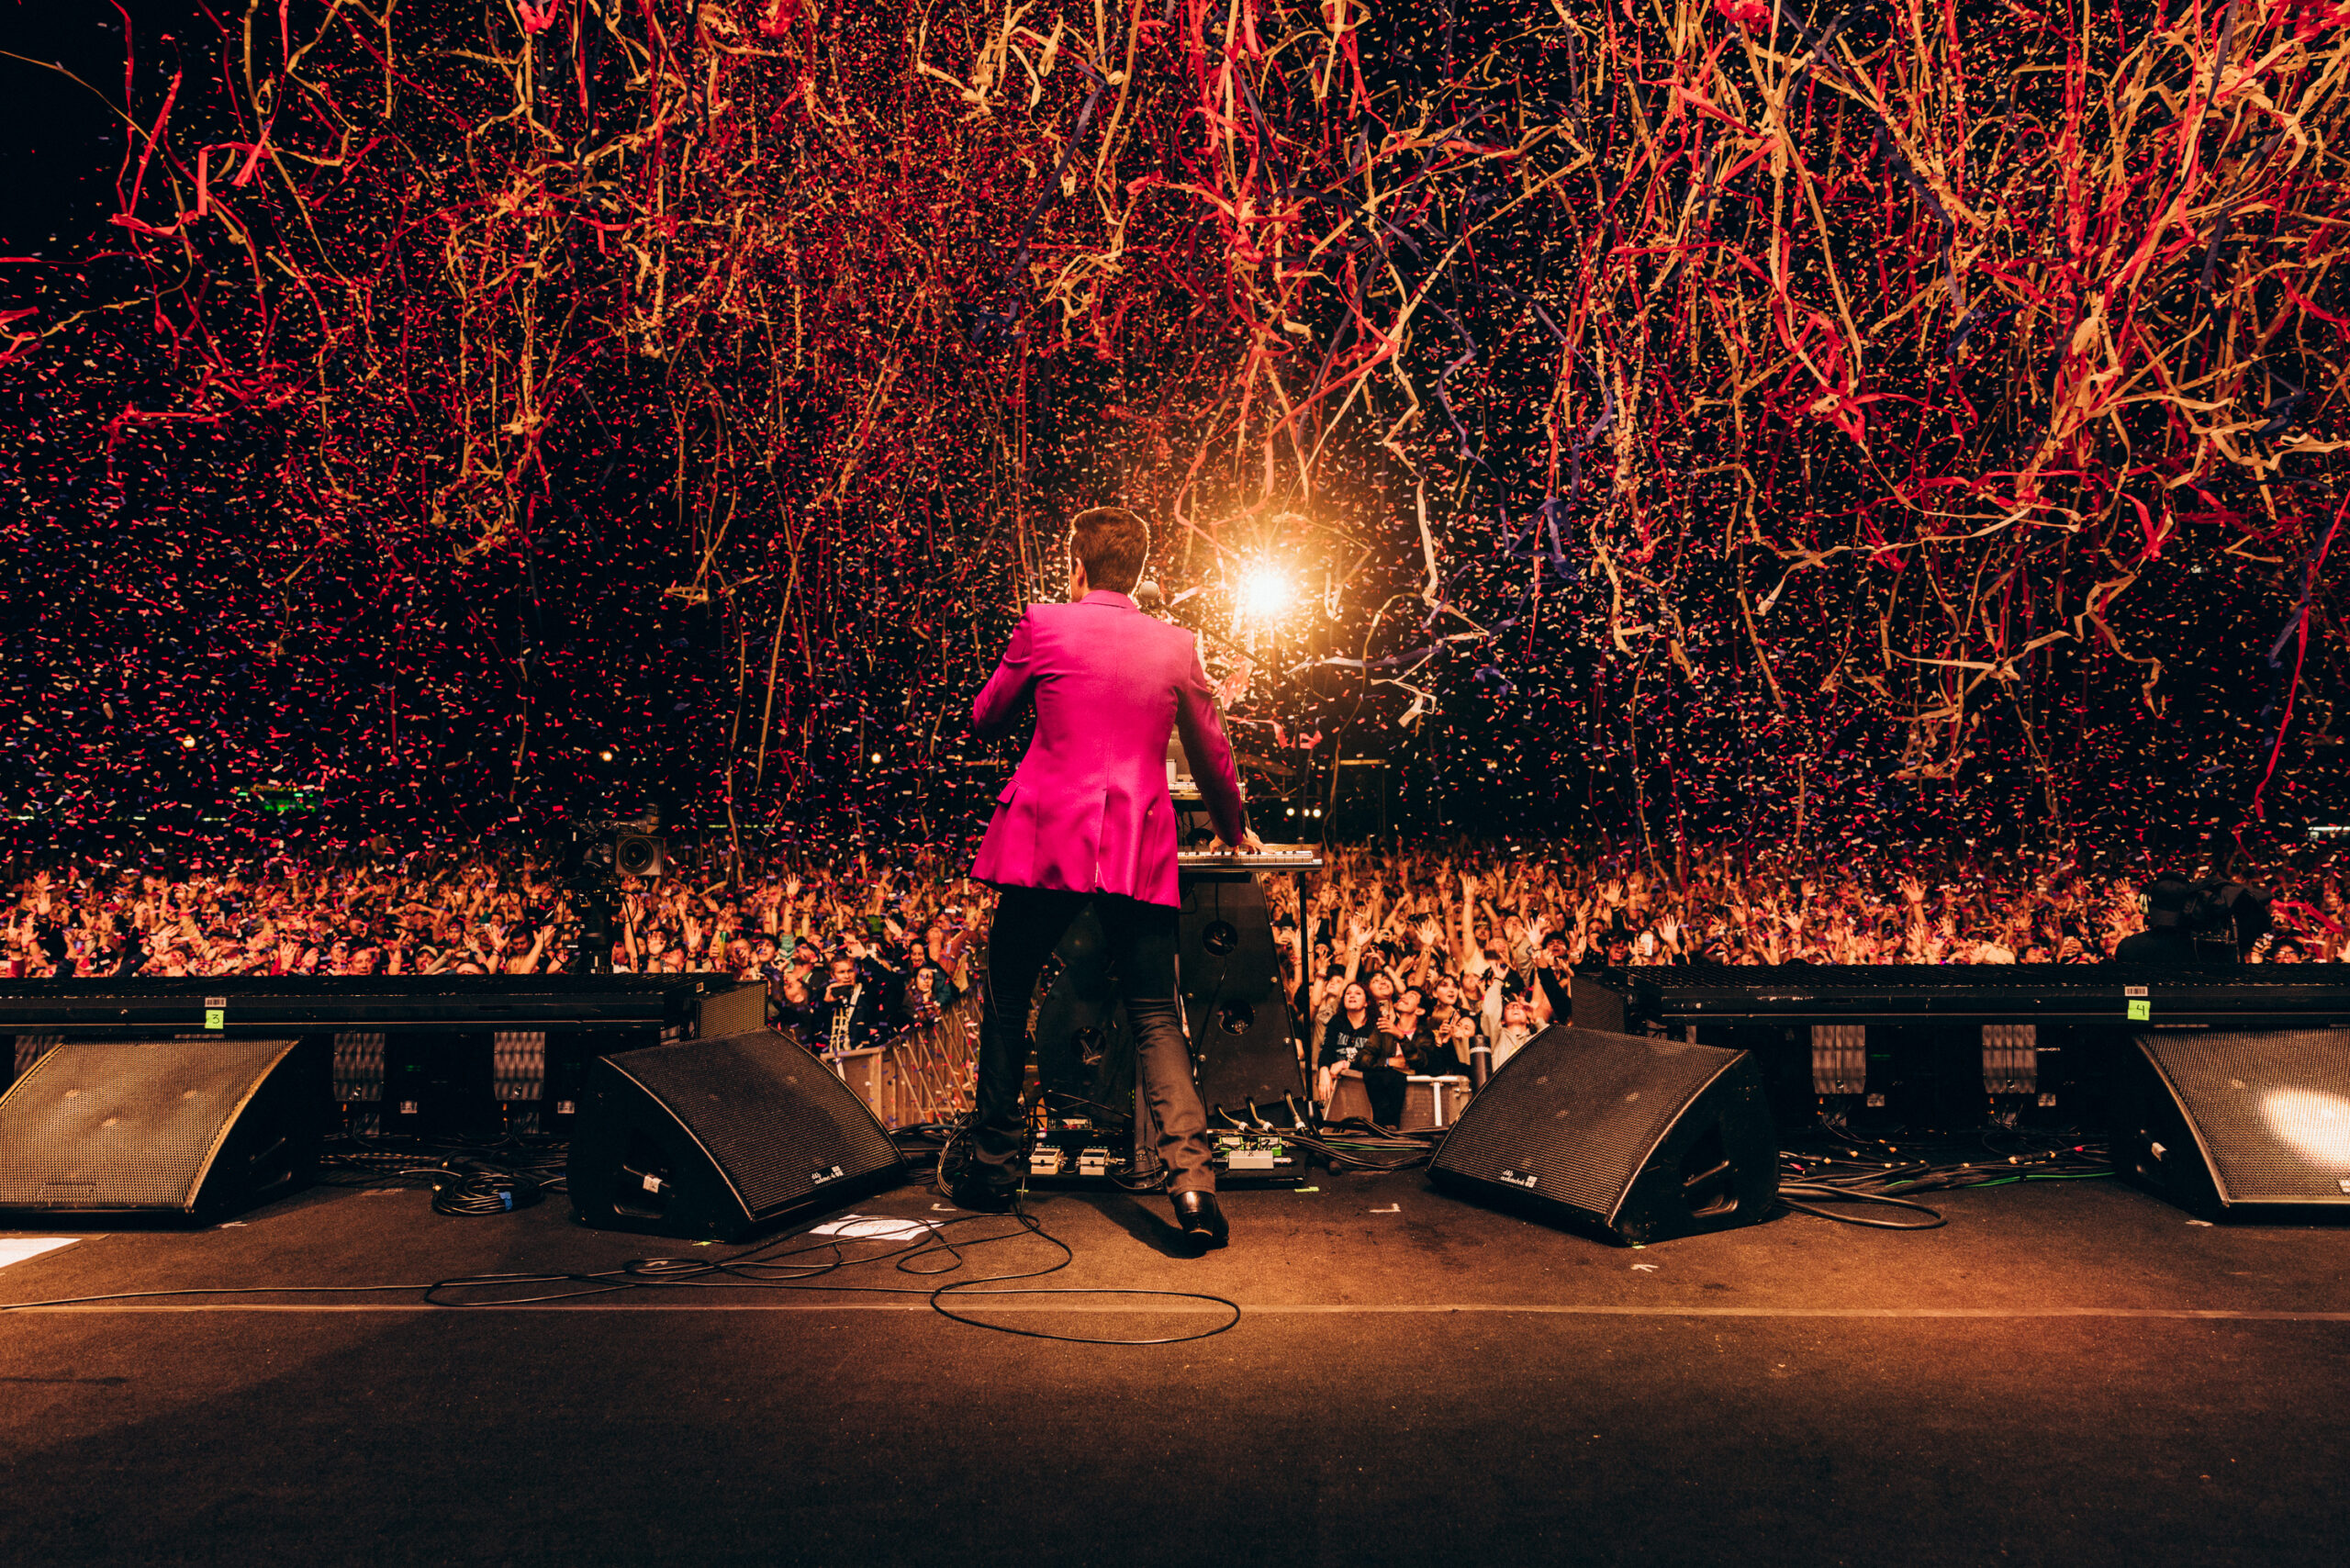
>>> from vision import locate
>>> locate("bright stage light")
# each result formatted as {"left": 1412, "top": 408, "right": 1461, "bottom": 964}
{"left": 2261, "top": 1087, "right": 2350, "bottom": 1167}
{"left": 1238, "top": 566, "right": 1293, "bottom": 622}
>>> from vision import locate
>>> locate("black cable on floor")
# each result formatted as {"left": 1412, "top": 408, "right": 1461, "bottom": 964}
{"left": 422, "top": 1159, "right": 547, "bottom": 1216}
{"left": 915, "top": 1113, "right": 1242, "bottom": 1343}
{"left": 318, "top": 1134, "right": 564, "bottom": 1216}
{"left": 319, "top": 1133, "right": 570, "bottom": 1211}
{"left": 923, "top": 1204, "right": 1242, "bottom": 1346}
{"left": 0, "top": 1194, "right": 1244, "bottom": 1347}
{"left": 1775, "top": 1186, "right": 1947, "bottom": 1229}
{"left": 1230, "top": 1112, "right": 1442, "bottom": 1173}
{"left": 1774, "top": 1126, "right": 2112, "bottom": 1229}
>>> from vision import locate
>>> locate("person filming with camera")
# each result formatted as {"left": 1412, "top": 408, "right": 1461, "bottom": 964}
{"left": 2115, "top": 873, "right": 2271, "bottom": 967}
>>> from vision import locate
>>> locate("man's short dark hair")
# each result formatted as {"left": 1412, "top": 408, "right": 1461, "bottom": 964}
{"left": 1069, "top": 507, "right": 1150, "bottom": 594}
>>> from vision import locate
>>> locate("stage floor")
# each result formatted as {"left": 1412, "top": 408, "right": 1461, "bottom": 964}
{"left": 4, "top": 1167, "right": 2346, "bottom": 1568}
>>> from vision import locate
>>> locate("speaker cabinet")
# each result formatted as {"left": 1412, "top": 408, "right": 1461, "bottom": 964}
{"left": 1192, "top": 991, "right": 1305, "bottom": 1119}
{"left": 2117, "top": 1029, "right": 2350, "bottom": 1219}
{"left": 0, "top": 1036, "right": 325, "bottom": 1220}
{"left": 1033, "top": 902, "right": 1138, "bottom": 1110}
{"left": 568, "top": 1029, "right": 905, "bottom": 1240}
{"left": 1179, "top": 878, "right": 1282, "bottom": 1004}
{"left": 1430, "top": 1025, "right": 1778, "bottom": 1246}
{"left": 1178, "top": 876, "right": 1304, "bottom": 1114}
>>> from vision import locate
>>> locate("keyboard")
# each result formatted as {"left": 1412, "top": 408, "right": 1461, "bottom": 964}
{"left": 1176, "top": 846, "right": 1325, "bottom": 872}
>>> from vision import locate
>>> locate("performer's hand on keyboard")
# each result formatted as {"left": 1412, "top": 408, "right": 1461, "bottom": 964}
{"left": 1214, "top": 829, "right": 1267, "bottom": 855}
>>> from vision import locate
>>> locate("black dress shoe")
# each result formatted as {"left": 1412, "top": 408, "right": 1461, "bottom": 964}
{"left": 1170, "top": 1191, "right": 1228, "bottom": 1248}
{"left": 947, "top": 1166, "right": 1020, "bottom": 1214}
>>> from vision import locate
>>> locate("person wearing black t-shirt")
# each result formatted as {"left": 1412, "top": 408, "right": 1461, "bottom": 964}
{"left": 1319, "top": 980, "right": 1408, "bottom": 1126}
{"left": 1404, "top": 1018, "right": 1468, "bottom": 1079}
{"left": 1377, "top": 990, "right": 1446, "bottom": 1099}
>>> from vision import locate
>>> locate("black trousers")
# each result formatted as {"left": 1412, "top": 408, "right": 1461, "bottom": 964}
{"left": 974, "top": 886, "right": 1215, "bottom": 1193}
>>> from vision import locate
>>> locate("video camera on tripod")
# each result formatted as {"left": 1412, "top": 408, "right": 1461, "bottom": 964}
{"left": 2128, "top": 873, "right": 2272, "bottom": 965}
{"left": 559, "top": 821, "right": 667, "bottom": 973}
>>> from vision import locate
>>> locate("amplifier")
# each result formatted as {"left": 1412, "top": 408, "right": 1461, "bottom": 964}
{"left": 0, "top": 976, "right": 767, "bottom": 1138}
{"left": 1572, "top": 963, "right": 2350, "bottom": 1032}
{"left": 1571, "top": 964, "right": 2350, "bottom": 1131}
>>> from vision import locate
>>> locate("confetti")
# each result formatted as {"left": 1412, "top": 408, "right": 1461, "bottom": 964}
{"left": 0, "top": 2, "right": 2344, "bottom": 859}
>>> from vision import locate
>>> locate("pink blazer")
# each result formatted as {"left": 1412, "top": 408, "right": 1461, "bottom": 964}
{"left": 968, "top": 590, "right": 1249, "bottom": 907}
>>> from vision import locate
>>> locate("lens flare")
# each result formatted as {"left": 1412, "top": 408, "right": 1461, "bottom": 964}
{"left": 2259, "top": 1087, "right": 2350, "bottom": 1167}
{"left": 1237, "top": 566, "right": 1293, "bottom": 622}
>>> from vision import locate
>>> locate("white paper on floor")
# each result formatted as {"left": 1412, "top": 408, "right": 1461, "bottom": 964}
{"left": 0, "top": 1238, "right": 80, "bottom": 1269}
{"left": 806, "top": 1215, "right": 937, "bottom": 1242}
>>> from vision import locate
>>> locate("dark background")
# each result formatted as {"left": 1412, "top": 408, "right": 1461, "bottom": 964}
{"left": 0, "top": 2, "right": 2341, "bottom": 867}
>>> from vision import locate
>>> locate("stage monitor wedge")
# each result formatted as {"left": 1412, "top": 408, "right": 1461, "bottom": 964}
{"left": 0, "top": 1036, "right": 324, "bottom": 1220}
{"left": 2118, "top": 1029, "right": 2350, "bottom": 1219}
{"left": 1430, "top": 1025, "right": 1778, "bottom": 1246}
{"left": 568, "top": 1029, "right": 904, "bottom": 1240}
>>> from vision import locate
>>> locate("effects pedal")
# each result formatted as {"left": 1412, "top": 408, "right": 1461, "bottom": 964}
{"left": 1211, "top": 1129, "right": 1304, "bottom": 1182}
{"left": 1023, "top": 1102, "right": 1136, "bottom": 1185}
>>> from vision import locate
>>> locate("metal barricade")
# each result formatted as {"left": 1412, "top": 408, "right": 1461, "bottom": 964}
{"left": 839, "top": 990, "right": 982, "bottom": 1126}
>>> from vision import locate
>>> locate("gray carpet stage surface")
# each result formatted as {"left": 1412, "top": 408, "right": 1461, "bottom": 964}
{"left": 4, "top": 1170, "right": 2346, "bottom": 1568}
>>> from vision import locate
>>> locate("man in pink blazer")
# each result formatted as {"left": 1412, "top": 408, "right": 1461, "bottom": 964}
{"left": 958, "top": 507, "right": 1258, "bottom": 1247}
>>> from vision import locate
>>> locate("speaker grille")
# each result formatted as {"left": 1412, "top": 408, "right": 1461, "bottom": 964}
{"left": 1434, "top": 1026, "right": 1740, "bottom": 1219}
{"left": 610, "top": 1031, "right": 894, "bottom": 1218}
{"left": 2139, "top": 1030, "right": 2350, "bottom": 1203}
{"left": 0, "top": 1038, "right": 300, "bottom": 1211}
{"left": 14, "top": 1033, "right": 61, "bottom": 1081}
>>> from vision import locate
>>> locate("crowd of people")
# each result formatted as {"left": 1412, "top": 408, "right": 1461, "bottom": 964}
{"left": 4, "top": 834, "right": 2345, "bottom": 1075}
{"left": 0, "top": 836, "right": 992, "bottom": 1054}
{"left": 1263, "top": 842, "right": 2339, "bottom": 1120}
